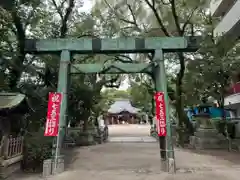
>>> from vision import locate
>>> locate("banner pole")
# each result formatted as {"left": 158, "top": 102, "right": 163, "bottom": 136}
{"left": 54, "top": 133, "right": 60, "bottom": 173}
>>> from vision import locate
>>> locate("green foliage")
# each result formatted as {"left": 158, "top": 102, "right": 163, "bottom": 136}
{"left": 150, "top": 127, "right": 158, "bottom": 138}
{"left": 94, "top": 89, "right": 129, "bottom": 113}
{"left": 211, "top": 119, "right": 236, "bottom": 138}
{"left": 22, "top": 129, "right": 53, "bottom": 172}
{"left": 128, "top": 81, "right": 152, "bottom": 111}
{"left": 68, "top": 131, "right": 80, "bottom": 141}
{"left": 0, "top": 0, "right": 239, "bottom": 166}
{"left": 184, "top": 38, "right": 240, "bottom": 106}
{"left": 0, "top": 0, "right": 129, "bottom": 170}
{"left": 92, "top": 0, "right": 209, "bottom": 138}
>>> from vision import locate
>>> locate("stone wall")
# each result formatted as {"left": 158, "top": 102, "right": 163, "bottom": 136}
{"left": 0, "top": 155, "right": 22, "bottom": 179}
{"left": 67, "top": 126, "right": 108, "bottom": 146}
{"left": 190, "top": 128, "right": 229, "bottom": 149}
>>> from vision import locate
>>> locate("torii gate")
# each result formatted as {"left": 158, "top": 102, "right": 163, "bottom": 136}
{"left": 24, "top": 36, "right": 200, "bottom": 173}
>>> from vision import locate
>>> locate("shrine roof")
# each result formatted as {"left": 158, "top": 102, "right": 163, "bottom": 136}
{"left": 108, "top": 99, "right": 140, "bottom": 114}
{"left": 0, "top": 93, "right": 26, "bottom": 110}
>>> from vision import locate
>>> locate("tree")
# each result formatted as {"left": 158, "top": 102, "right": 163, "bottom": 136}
{"left": 92, "top": 0, "right": 209, "bottom": 139}
{"left": 0, "top": 0, "right": 127, "bottom": 169}
{"left": 0, "top": 0, "right": 125, "bottom": 129}
{"left": 94, "top": 89, "right": 130, "bottom": 115}
{"left": 128, "top": 81, "right": 152, "bottom": 111}
{"left": 184, "top": 37, "right": 240, "bottom": 112}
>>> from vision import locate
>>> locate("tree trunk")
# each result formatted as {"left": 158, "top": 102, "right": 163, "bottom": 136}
{"left": 219, "top": 77, "right": 227, "bottom": 120}
{"left": 82, "top": 109, "right": 91, "bottom": 132}
{"left": 83, "top": 119, "right": 88, "bottom": 132}
{"left": 175, "top": 53, "right": 194, "bottom": 146}
{"left": 175, "top": 95, "right": 193, "bottom": 146}
{"left": 151, "top": 95, "right": 155, "bottom": 125}
{"left": 219, "top": 96, "right": 226, "bottom": 120}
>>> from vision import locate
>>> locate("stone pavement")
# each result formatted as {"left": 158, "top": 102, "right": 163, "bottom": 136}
{"left": 108, "top": 124, "right": 156, "bottom": 142}
{"left": 47, "top": 142, "right": 240, "bottom": 180}
{"left": 46, "top": 124, "right": 240, "bottom": 180}
{"left": 108, "top": 124, "right": 153, "bottom": 137}
{"left": 9, "top": 124, "right": 240, "bottom": 180}
{"left": 109, "top": 136, "right": 157, "bottom": 143}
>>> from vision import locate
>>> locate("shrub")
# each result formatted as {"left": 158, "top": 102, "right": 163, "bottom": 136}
{"left": 68, "top": 131, "right": 80, "bottom": 141}
{"left": 150, "top": 126, "right": 157, "bottom": 138}
{"left": 212, "top": 119, "right": 236, "bottom": 138}
{"left": 22, "top": 128, "right": 53, "bottom": 172}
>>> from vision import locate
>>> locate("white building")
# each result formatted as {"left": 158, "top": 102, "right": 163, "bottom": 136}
{"left": 210, "top": 0, "right": 240, "bottom": 38}
{"left": 210, "top": 0, "right": 240, "bottom": 119}
{"left": 107, "top": 99, "right": 141, "bottom": 124}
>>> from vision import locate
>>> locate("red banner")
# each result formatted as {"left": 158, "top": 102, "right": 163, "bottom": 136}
{"left": 154, "top": 92, "right": 167, "bottom": 137}
{"left": 44, "top": 92, "right": 62, "bottom": 136}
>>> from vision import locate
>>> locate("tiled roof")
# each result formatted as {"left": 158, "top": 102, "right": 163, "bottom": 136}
{"left": 0, "top": 93, "right": 26, "bottom": 109}
{"left": 108, "top": 99, "right": 140, "bottom": 114}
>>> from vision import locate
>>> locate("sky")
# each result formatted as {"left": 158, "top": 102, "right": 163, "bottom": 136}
{"left": 119, "top": 77, "right": 130, "bottom": 90}
{"left": 81, "top": 0, "right": 130, "bottom": 90}
{"left": 81, "top": 0, "right": 92, "bottom": 12}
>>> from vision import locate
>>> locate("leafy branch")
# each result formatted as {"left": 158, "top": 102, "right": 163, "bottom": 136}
{"left": 103, "top": 0, "right": 141, "bottom": 31}
{"left": 181, "top": 6, "right": 198, "bottom": 34}
{"left": 144, "top": 0, "right": 171, "bottom": 36}
{"left": 51, "top": 0, "right": 75, "bottom": 37}
{"left": 170, "top": 0, "right": 181, "bottom": 35}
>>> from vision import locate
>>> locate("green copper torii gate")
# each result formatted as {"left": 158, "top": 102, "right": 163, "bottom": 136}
{"left": 24, "top": 36, "right": 199, "bottom": 173}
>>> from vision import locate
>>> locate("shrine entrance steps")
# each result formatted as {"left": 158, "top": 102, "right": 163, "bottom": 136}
{"left": 108, "top": 124, "right": 156, "bottom": 143}
{"left": 108, "top": 124, "right": 150, "bottom": 135}
{"left": 108, "top": 136, "right": 157, "bottom": 143}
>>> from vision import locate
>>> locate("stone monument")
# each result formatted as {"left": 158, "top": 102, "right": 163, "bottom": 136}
{"left": 190, "top": 100, "right": 228, "bottom": 149}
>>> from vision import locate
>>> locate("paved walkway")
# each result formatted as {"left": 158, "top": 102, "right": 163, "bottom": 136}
{"left": 10, "top": 124, "right": 240, "bottom": 180}
{"left": 109, "top": 136, "right": 156, "bottom": 142}
{"left": 47, "top": 124, "right": 240, "bottom": 180}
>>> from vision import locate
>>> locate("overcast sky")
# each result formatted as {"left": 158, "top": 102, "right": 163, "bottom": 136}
{"left": 81, "top": 0, "right": 92, "bottom": 12}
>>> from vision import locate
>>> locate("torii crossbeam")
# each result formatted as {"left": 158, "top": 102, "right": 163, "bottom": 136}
{"left": 24, "top": 36, "right": 201, "bottom": 174}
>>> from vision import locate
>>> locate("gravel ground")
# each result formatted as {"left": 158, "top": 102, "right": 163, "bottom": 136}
{"left": 9, "top": 124, "right": 240, "bottom": 180}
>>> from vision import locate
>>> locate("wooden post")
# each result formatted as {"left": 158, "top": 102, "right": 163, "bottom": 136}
{"left": 111, "top": 117, "right": 114, "bottom": 125}
{"left": 3, "top": 136, "right": 9, "bottom": 159}
{"left": 0, "top": 137, "right": 4, "bottom": 157}
{"left": 20, "top": 137, "right": 24, "bottom": 155}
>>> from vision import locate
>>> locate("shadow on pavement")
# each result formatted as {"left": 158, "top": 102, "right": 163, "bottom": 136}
{"left": 63, "top": 147, "right": 80, "bottom": 169}
{"left": 186, "top": 148, "right": 240, "bottom": 164}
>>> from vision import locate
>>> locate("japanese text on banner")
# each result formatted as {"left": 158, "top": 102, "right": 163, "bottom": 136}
{"left": 44, "top": 92, "right": 62, "bottom": 136}
{"left": 154, "top": 92, "right": 167, "bottom": 137}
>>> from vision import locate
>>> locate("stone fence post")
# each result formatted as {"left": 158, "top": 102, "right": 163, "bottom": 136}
{"left": 42, "top": 155, "right": 65, "bottom": 178}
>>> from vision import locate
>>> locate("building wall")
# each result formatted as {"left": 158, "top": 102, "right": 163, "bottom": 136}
{"left": 210, "top": 0, "right": 240, "bottom": 138}
{"left": 210, "top": 0, "right": 237, "bottom": 17}
{"left": 107, "top": 112, "right": 138, "bottom": 124}
{"left": 210, "top": 0, "right": 240, "bottom": 37}
{"left": 237, "top": 107, "right": 240, "bottom": 117}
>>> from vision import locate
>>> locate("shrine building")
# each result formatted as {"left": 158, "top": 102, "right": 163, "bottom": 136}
{"left": 106, "top": 99, "right": 140, "bottom": 125}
